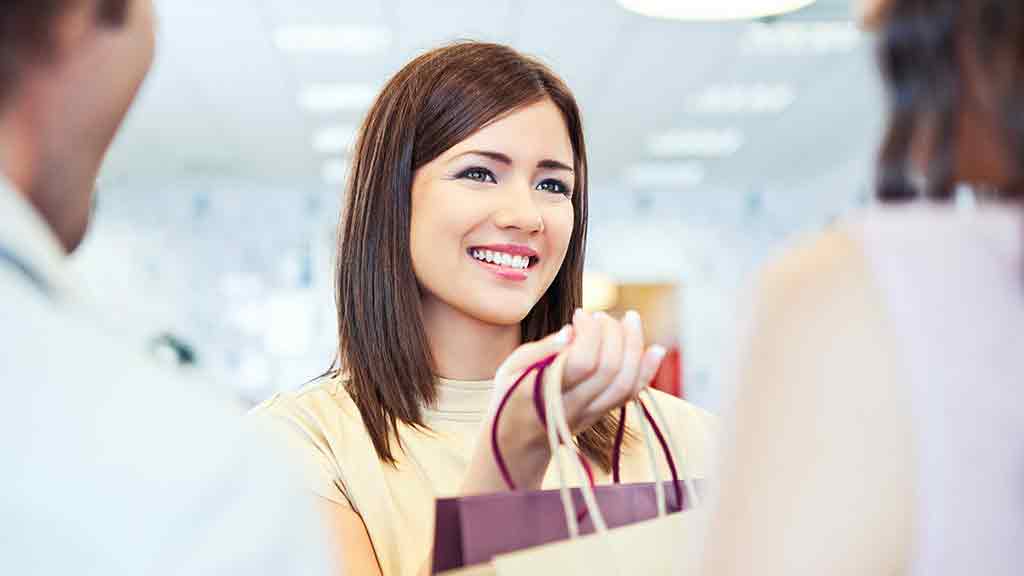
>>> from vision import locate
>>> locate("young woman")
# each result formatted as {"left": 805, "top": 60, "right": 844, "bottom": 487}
{"left": 254, "top": 42, "right": 714, "bottom": 576}
{"left": 705, "top": 1, "right": 1024, "bottom": 574}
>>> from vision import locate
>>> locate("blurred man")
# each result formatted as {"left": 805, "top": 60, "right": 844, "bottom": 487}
{"left": 0, "top": 2, "right": 332, "bottom": 573}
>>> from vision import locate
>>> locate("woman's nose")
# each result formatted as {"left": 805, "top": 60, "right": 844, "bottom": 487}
{"left": 493, "top": 187, "right": 544, "bottom": 233}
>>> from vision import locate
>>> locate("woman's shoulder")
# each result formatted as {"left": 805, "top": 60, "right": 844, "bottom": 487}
{"left": 641, "top": 389, "right": 717, "bottom": 477}
{"left": 249, "top": 376, "right": 375, "bottom": 509}
{"left": 250, "top": 375, "right": 360, "bottom": 435}
{"left": 645, "top": 388, "right": 715, "bottom": 435}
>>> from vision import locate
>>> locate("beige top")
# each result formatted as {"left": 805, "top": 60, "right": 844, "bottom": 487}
{"left": 706, "top": 206, "right": 1023, "bottom": 576}
{"left": 253, "top": 367, "right": 715, "bottom": 576}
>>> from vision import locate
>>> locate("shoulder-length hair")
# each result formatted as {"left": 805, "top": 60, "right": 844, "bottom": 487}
{"left": 330, "top": 41, "right": 620, "bottom": 469}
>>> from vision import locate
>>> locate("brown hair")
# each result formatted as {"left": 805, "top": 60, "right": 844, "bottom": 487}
{"left": 876, "top": 0, "right": 1024, "bottom": 202}
{"left": 0, "top": 0, "right": 129, "bottom": 104}
{"left": 329, "top": 41, "right": 621, "bottom": 469}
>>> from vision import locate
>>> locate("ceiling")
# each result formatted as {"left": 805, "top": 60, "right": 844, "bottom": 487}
{"left": 102, "top": 0, "right": 884, "bottom": 216}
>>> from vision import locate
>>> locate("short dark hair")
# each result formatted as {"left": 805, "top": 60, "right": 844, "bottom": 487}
{"left": 0, "top": 0, "right": 129, "bottom": 103}
{"left": 331, "top": 41, "right": 622, "bottom": 470}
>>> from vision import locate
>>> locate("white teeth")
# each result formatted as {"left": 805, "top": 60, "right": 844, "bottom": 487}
{"left": 470, "top": 249, "right": 531, "bottom": 270}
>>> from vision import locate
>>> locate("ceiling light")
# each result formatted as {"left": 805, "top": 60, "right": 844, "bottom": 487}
{"left": 688, "top": 83, "right": 796, "bottom": 115}
{"left": 617, "top": 0, "right": 817, "bottom": 21}
{"left": 298, "top": 83, "right": 378, "bottom": 112}
{"left": 313, "top": 124, "right": 359, "bottom": 154}
{"left": 647, "top": 129, "right": 744, "bottom": 158}
{"left": 626, "top": 162, "right": 705, "bottom": 189}
{"left": 742, "top": 22, "right": 861, "bottom": 54}
{"left": 274, "top": 26, "right": 392, "bottom": 54}
{"left": 321, "top": 158, "right": 350, "bottom": 185}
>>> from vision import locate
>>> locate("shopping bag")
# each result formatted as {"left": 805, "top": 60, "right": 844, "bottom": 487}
{"left": 433, "top": 479, "right": 690, "bottom": 571}
{"left": 485, "top": 361, "right": 707, "bottom": 575}
{"left": 434, "top": 353, "right": 705, "bottom": 574}
{"left": 437, "top": 504, "right": 706, "bottom": 576}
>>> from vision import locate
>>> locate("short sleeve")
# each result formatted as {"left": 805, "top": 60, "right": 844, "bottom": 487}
{"left": 250, "top": 392, "right": 353, "bottom": 509}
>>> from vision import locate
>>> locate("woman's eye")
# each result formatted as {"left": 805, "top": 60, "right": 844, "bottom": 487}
{"left": 458, "top": 167, "right": 496, "bottom": 183}
{"left": 537, "top": 178, "right": 571, "bottom": 196}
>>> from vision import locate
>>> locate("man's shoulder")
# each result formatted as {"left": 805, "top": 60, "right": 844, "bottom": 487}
{"left": 1, "top": 287, "right": 331, "bottom": 574}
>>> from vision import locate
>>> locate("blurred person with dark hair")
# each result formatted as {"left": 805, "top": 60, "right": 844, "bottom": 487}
{"left": 0, "top": 2, "right": 331, "bottom": 573}
{"left": 704, "top": 0, "right": 1023, "bottom": 574}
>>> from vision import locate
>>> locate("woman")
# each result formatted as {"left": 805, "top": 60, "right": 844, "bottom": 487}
{"left": 705, "top": 1, "right": 1023, "bottom": 574}
{"left": 254, "top": 42, "right": 714, "bottom": 576}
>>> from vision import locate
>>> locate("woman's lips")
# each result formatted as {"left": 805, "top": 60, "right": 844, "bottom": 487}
{"left": 467, "top": 244, "right": 539, "bottom": 282}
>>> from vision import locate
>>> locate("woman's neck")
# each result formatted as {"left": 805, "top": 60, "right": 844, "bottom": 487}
{"left": 421, "top": 299, "right": 522, "bottom": 382}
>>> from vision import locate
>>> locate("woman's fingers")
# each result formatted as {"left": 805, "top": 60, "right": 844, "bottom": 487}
{"left": 495, "top": 324, "right": 573, "bottom": 381}
{"left": 589, "top": 310, "right": 644, "bottom": 414}
{"left": 634, "top": 344, "right": 668, "bottom": 397}
{"left": 592, "top": 312, "right": 624, "bottom": 387}
{"left": 563, "top": 311, "right": 626, "bottom": 426}
{"left": 553, "top": 311, "right": 670, "bottom": 434}
{"left": 562, "top": 309, "right": 602, "bottom": 389}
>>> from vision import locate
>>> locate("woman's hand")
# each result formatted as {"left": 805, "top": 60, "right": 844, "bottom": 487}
{"left": 559, "top": 309, "right": 667, "bottom": 434}
{"left": 460, "top": 310, "right": 666, "bottom": 495}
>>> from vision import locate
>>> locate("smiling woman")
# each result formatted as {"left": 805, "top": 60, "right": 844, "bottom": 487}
{"left": 252, "top": 42, "right": 714, "bottom": 576}
{"left": 411, "top": 99, "right": 577, "bottom": 334}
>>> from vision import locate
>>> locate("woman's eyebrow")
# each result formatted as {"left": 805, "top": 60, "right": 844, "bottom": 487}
{"left": 537, "top": 159, "right": 574, "bottom": 173}
{"left": 451, "top": 150, "right": 574, "bottom": 173}
{"left": 451, "top": 150, "right": 512, "bottom": 165}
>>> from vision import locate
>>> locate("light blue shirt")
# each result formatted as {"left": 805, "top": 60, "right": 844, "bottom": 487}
{"left": 0, "top": 179, "right": 333, "bottom": 574}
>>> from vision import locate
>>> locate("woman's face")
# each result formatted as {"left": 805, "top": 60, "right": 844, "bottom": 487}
{"left": 409, "top": 98, "right": 577, "bottom": 328}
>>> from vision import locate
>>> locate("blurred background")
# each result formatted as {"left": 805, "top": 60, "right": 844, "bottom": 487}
{"left": 76, "top": 0, "right": 882, "bottom": 410}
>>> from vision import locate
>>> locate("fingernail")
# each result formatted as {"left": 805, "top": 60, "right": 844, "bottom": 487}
{"left": 650, "top": 345, "right": 667, "bottom": 362}
{"left": 554, "top": 325, "right": 572, "bottom": 345}
{"left": 624, "top": 310, "right": 641, "bottom": 329}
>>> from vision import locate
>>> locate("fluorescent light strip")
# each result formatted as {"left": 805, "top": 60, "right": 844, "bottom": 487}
{"left": 688, "top": 84, "right": 796, "bottom": 115}
{"left": 298, "top": 83, "right": 378, "bottom": 112}
{"left": 274, "top": 26, "right": 392, "bottom": 54}
{"left": 617, "top": 0, "right": 818, "bottom": 21}
{"left": 313, "top": 124, "right": 359, "bottom": 154}
{"left": 626, "top": 162, "right": 705, "bottom": 188}
{"left": 647, "top": 129, "right": 744, "bottom": 158}
{"left": 742, "top": 22, "right": 862, "bottom": 54}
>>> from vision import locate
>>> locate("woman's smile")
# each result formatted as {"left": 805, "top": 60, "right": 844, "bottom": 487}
{"left": 467, "top": 244, "right": 540, "bottom": 282}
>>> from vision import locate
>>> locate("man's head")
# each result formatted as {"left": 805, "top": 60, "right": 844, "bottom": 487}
{"left": 0, "top": 0, "right": 155, "bottom": 252}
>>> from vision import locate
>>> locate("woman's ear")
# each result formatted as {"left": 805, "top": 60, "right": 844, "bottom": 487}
{"left": 857, "top": 0, "right": 896, "bottom": 30}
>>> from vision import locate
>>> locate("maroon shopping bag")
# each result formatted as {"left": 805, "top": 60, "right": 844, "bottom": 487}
{"left": 430, "top": 355, "right": 695, "bottom": 573}
{"left": 431, "top": 479, "right": 693, "bottom": 573}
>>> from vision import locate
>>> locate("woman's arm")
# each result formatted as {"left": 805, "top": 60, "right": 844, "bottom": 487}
{"left": 321, "top": 499, "right": 382, "bottom": 576}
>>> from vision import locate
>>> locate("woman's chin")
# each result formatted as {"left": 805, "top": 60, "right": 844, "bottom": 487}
{"left": 464, "top": 302, "right": 534, "bottom": 328}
